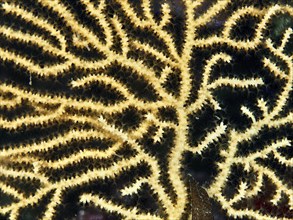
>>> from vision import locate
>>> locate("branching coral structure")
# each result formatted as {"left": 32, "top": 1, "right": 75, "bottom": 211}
{"left": 0, "top": 0, "right": 292, "bottom": 219}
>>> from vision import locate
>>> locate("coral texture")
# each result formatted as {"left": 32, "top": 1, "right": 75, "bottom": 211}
{"left": 0, "top": 0, "right": 292, "bottom": 219}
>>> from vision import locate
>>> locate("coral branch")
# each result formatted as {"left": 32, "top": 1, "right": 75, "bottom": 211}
{"left": 0, "top": 1, "right": 292, "bottom": 219}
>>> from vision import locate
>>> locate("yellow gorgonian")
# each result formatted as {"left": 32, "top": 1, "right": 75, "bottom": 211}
{"left": 0, "top": 0, "right": 292, "bottom": 219}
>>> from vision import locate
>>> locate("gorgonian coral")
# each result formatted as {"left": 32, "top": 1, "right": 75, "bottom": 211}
{"left": 0, "top": 0, "right": 292, "bottom": 219}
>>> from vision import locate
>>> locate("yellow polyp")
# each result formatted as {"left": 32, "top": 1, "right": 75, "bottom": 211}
{"left": 0, "top": 1, "right": 292, "bottom": 220}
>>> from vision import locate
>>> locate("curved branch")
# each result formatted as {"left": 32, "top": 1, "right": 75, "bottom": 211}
{"left": 0, "top": 182, "right": 25, "bottom": 201}
{"left": 222, "top": 7, "right": 264, "bottom": 38}
{"left": 207, "top": 77, "right": 264, "bottom": 89}
{"left": 185, "top": 123, "right": 227, "bottom": 155}
{"left": 70, "top": 74, "right": 139, "bottom": 101}
{"left": 80, "top": 0, "right": 113, "bottom": 48}
{"left": 36, "top": 0, "right": 106, "bottom": 52}
{"left": 0, "top": 48, "right": 74, "bottom": 76}
{"left": 265, "top": 38, "right": 293, "bottom": 118}
{"left": 40, "top": 142, "right": 123, "bottom": 169}
{"left": 0, "top": 105, "right": 65, "bottom": 130}
{"left": 186, "top": 53, "right": 232, "bottom": 114}
{"left": 192, "top": 0, "right": 230, "bottom": 30}
{"left": 118, "top": 1, "right": 181, "bottom": 62}
{"left": 1, "top": 3, "right": 66, "bottom": 50}
{"left": 0, "top": 26, "right": 68, "bottom": 58}
{"left": 194, "top": 5, "right": 293, "bottom": 50}
{"left": 0, "top": 166, "right": 49, "bottom": 185}
{"left": 0, "top": 129, "right": 105, "bottom": 157}
{"left": 111, "top": 15, "right": 129, "bottom": 56}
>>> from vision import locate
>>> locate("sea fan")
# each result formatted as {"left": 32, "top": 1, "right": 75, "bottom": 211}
{"left": 0, "top": 0, "right": 292, "bottom": 219}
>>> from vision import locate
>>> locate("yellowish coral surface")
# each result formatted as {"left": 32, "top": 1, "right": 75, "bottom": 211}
{"left": 0, "top": 0, "right": 292, "bottom": 219}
